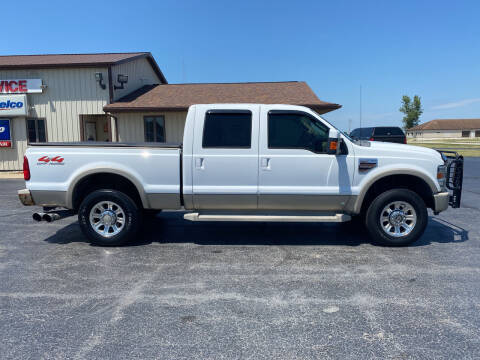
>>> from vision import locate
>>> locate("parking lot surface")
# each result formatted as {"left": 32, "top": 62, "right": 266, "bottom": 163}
{"left": 1, "top": 158, "right": 480, "bottom": 359}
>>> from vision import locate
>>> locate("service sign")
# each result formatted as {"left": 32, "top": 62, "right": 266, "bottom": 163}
{"left": 0, "top": 119, "right": 12, "bottom": 148}
{"left": 0, "top": 94, "right": 27, "bottom": 116}
{"left": 0, "top": 79, "right": 43, "bottom": 94}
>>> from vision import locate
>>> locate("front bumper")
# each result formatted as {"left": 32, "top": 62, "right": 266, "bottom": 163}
{"left": 18, "top": 189, "right": 35, "bottom": 206}
{"left": 433, "top": 192, "right": 449, "bottom": 213}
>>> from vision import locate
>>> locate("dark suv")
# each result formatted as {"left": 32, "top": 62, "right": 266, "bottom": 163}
{"left": 350, "top": 126, "right": 406, "bottom": 144}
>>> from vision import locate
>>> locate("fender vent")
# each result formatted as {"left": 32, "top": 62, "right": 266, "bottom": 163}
{"left": 359, "top": 158, "right": 377, "bottom": 171}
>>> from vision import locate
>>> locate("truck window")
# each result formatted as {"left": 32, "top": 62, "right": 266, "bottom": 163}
{"left": 374, "top": 127, "right": 404, "bottom": 136}
{"left": 202, "top": 111, "right": 252, "bottom": 148}
{"left": 268, "top": 112, "right": 329, "bottom": 153}
{"left": 144, "top": 116, "right": 165, "bottom": 142}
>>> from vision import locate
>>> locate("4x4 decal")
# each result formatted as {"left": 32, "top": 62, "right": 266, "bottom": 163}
{"left": 37, "top": 156, "right": 65, "bottom": 165}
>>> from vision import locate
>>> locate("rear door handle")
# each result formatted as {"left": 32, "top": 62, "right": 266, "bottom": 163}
{"left": 261, "top": 157, "right": 271, "bottom": 170}
{"left": 195, "top": 157, "right": 204, "bottom": 169}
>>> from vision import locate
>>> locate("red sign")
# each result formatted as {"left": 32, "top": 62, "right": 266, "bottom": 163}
{"left": 0, "top": 79, "right": 43, "bottom": 94}
{"left": 0, "top": 140, "right": 11, "bottom": 148}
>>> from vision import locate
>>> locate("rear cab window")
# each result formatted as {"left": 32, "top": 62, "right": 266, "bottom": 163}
{"left": 202, "top": 110, "right": 252, "bottom": 148}
{"left": 374, "top": 127, "right": 405, "bottom": 136}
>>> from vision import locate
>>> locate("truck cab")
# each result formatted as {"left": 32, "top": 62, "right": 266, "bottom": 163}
{"left": 19, "top": 104, "right": 464, "bottom": 247}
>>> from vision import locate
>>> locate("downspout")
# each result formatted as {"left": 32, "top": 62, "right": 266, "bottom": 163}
{"left": 106, "top": 66, "right": 118, "bottom": 142}
{"left": 105, "top": 112, "right": 119, "bottom": 142}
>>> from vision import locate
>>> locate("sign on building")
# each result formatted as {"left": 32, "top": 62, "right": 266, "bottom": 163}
{"left": 0, "top": 79, "right": 43, "bottom": 94}
{"left": 0, "top": 119, "right": 12, "bottom": 148}
{"left": 0, "top": 94, "right": 28, "bottom": 116}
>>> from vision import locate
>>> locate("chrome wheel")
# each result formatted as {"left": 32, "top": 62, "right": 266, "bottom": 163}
{"left": 380, "top": 201, "right": 417, "bottom": 238}
{"left": 89, "top": 201, "right": 125, "bottom": 238}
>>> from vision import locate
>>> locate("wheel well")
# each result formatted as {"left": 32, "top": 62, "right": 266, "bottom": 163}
{"left": 360, "top": 175, "right": 434, "bottom": 214}
{"left": 72, "top": 173, "right": 143, "bottom": 211}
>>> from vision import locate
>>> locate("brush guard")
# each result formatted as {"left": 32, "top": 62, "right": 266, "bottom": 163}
{"left": 438, "top": 150, "right": 464, "bottom": 208}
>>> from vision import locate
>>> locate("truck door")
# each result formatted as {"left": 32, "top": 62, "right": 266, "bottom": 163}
{"left": 192, "top": 106, "right": 260, "bottom": 210}
{"left": 258, "top": 106, "right": 354, "bottom": 211}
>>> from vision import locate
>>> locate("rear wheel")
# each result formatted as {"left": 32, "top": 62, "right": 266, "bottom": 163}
{"left": 78, "top": 189, "right": 141, "bottom": 246}
{"left": 365, "top": 189, "right": 428, "bottom": 246}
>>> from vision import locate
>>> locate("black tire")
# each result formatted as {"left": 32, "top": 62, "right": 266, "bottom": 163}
{"left": 365, "top": 189, "right": 428, "bottom": 246}
{"left": 78, "top": 189, "right": 141, "bottom": 246}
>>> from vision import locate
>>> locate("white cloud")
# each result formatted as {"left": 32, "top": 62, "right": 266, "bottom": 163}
{"left": 431, "top": 98, "right": 480, "bottom": 110}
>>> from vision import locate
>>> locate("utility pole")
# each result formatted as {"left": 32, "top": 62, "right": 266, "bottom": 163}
{"left": 359, "top": 85, "right": 362, "bottom": 129}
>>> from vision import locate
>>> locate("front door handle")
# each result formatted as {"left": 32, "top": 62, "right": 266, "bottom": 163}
{"left": 195, "top": 157, "right": 204, "bottom": 169}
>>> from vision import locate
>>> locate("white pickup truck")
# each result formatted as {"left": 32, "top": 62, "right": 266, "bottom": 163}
{"left": 18, "top": 104, "right": 464, "bottom": 247}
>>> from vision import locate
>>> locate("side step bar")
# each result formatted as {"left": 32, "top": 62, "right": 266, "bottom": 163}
{"left": 184, "top": 212, "right": 351, "bottom": 223}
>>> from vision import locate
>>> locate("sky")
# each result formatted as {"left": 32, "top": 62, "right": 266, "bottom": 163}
{"left": 4, "top": 0, "right": 480, "bottom": 131}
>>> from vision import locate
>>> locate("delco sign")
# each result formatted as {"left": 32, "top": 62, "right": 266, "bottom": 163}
{"left": 0, "top": 119, "right": 12, "bottom": 148}
{"left": 0, "top": 94, "right": 27, "bottom": 116}
{"left": 0, "top": 79, "right": 43, "bottom": 94}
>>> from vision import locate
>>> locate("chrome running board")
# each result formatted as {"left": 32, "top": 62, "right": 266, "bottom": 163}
{"left": 184, "top": 212, "right": 351, "bottom": 223}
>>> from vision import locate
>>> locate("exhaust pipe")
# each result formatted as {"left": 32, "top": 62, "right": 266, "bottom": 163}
{"left": 43, "top": 213, "right": 61, "bottom": 222}
{"left": 33, "top": 212, "right": 46, "bottom": 222}
{"left": 41, "top": 210, "right": 74, "bottom": 223}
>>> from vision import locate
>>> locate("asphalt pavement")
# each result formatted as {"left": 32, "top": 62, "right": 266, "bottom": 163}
{"left": 1, "top": 158, "right": 480, "bottom": 359}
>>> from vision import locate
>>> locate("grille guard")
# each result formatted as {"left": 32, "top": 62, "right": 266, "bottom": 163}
{"left": 437, "top": 150, "right": 464, "bottom": 208}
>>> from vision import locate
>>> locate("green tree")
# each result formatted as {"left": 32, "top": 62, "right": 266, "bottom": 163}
{"left": 399, "top": 95, "right": 423, "bottom": 129}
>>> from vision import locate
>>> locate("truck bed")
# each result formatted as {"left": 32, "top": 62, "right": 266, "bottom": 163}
{"left": 29, "top": 142, "right": 182, "bottom": 148}
{"left": 24, "top": 143, "right": 182, "bottom": 210}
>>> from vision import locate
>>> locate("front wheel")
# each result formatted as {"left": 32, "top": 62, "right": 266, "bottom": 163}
{"left": 365, "top": 189, "right": 428, "bottom": 246}
{"left": 78, "top": 189, "right": 141, "bottom": 246}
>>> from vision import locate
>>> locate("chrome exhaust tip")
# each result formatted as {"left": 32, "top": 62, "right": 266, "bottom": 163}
{"left": 42, "top": 213, "right": 61, "bottom": 223}
{"left": 32, "top": 212, "right": 45, "bottom": 222}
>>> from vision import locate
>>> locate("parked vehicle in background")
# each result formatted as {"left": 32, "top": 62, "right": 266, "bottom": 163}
{"left": 350, "top": 126, "right": 407, "bottom": 144}
{"left": 19, "top": 104, "right": 463, "bottom": 247}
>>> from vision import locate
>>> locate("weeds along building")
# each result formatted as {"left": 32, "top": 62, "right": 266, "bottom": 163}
{"left": 0, "top": 52, "right": 340, "bottom": 170}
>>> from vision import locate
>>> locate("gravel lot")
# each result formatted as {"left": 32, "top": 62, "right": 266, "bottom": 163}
{"left": 1, "top": 158, "right": 480, "bottom": 359}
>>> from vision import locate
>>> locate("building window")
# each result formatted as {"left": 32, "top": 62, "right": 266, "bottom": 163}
{"left": 202, "top": 111, "right": 252, "bottom": 148}
{"left": 268, "top": 111, "right": 329, "bottom": 153}
{"left": 475, "top": 130, "right": 480, "bottom": 137}
{"left": 462, "top": 130, "right": 470, "bottom": 138}
{"left": 26, "top": 118, "right": 46, "bottom": 143}
{"left": 144, "top": 116, "right": 165, "bottom": 142}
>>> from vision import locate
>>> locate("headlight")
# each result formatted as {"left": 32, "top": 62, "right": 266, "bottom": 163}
{"left": 437, "top": 165, "right": 447, "bottom": 190}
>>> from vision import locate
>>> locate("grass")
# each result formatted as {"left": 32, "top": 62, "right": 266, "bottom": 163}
{"left": 407, "top": 138, "right": 480, "bottom": 157}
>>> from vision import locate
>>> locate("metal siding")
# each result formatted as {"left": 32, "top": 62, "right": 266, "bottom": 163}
{"left": 116, "top": 112, "right": 187, "bottom": 143}
{"left": 111, "top": 58, "right": 162, "bottom": 101}
{"left": 0, "top": 67, "right": 109, "bottom": 169}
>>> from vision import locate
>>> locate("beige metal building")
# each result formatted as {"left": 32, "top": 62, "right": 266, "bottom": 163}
{"left": 0, "top": 52, "right": 340, "bottom": 170}
{"left": 407, "top": 119, "right": 480, "bottom": 139}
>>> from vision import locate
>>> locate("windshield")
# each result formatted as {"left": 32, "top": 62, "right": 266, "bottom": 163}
{"left": 310, "top": 109, "right": 353, "bottom": 141}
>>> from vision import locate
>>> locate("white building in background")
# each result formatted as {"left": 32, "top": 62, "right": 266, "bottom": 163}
{"left": 0, "top": 52, "right": 340, "bottom": 170}
{"left": 407, "top": 119, "right": 480, "bottom": 139}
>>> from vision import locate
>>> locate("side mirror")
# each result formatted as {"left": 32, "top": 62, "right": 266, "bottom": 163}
{"left": 327, "top": 129, "right": 342, "bottom": 155}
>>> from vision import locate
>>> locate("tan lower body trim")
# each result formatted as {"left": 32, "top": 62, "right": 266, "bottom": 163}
{"left": 259, "top": 194, "right": 352, "bottom": 211}
{"left": 30, "top": 190, "right": 68, "bottom": 207}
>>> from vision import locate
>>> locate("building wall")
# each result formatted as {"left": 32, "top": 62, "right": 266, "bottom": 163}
{"left": 407, "top": 129, "right": 463, "bottom": 139}
{"left": 408, "top": 129, "right": 480, "bottom": 138}
{"left": 116, "top": 111, "right": 187, "bottom": 143}
{"left": 0, "top": 67, "right": 109, "bottom": 170}
{"left": 111, "top": 58, "right": 162, "bottom": 101}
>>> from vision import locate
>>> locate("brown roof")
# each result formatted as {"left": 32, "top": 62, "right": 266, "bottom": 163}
{"left": 0, "top": 52, "right": 167, "bottom": 83}
{"left": 410, "top": 119, "right": 480, "bottom": 131}
{"left": 104, "top": 81, "right": 341, "bottom": 114}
